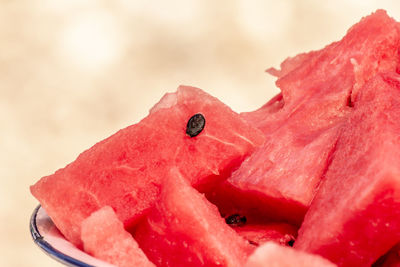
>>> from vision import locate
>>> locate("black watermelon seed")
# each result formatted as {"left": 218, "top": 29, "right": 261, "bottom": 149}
{"left": 287, "top": 239, "right": 295, "bottom": 247}
{"left": 248, "top": 240, "right": 259, "bottom": 246}
{"left": 186, "top": 113, "right": 205, "bottom": 137}
{"left": 225, "top": 214, "right": 247, "bottom": 227}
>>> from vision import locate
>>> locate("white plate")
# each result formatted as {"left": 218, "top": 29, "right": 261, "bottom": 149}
{"left": 30, "top": 205, "right": 115, "bottom": 267}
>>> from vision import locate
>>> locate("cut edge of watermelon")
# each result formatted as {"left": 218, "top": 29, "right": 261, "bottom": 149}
{"left": 207, "top": 182, "right": 307, "bottom": 227}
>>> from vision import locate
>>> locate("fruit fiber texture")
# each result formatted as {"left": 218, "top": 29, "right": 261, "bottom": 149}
{"left": 133, "top": 168, "right": 252, "bottom": 267}
{"left": 233, "top": 223, "right": 297, "bottom": 248}
{"left": 81, "top": 206, "right": 154, "bottom": 267}
{"left": 245, "top": 242, "right": 336, "bottom": 267}
{"left": 294, "top": 73, "right": 400, "bottom": 267}
{"left": 213, "top": 10, "right": 400, "bottom": 225}
{"left": 30, "top": 86, "right": 265, "bottom": 246}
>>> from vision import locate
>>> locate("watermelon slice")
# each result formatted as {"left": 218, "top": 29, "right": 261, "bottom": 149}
{"left": 245, "top": 241, "right": 336, "bottom": 267}
{"left": 213, "top": 10, "right": 400, "bottom": 225}
{"left": 81, "top": 206, "right": 155, "bottom": 267}
{"left": 294, "top": 73, "right": 400, "bottom": 266}
{"left": 133, "top": 168, "right": 252, "bottom": 267}
{"left": 373, "top": 243, "right": 400, "bottom": 267}
{"left": 30, "top": 86, "right": 265, "bottom": 246}
{"left": 268, "top": 9, "right": 400, "bottom": 106}
{"left": 232, "top": 223, "right": 297, "bottom": 248}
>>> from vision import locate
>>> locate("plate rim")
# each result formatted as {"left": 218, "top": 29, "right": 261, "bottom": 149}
{"left": 29, "top": 204, "right": 95, "bottom": 267}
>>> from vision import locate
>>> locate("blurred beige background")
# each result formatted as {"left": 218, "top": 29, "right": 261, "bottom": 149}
{"left": 1, "top": 0, "right": 400, "bottom": 266}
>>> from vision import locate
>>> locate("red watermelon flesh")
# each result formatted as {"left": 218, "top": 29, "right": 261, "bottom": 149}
{"left": 81, "top": 206, "right": 155, "bottom": 267}
{"left": 227, "top": 120, "right": 342, "bottom": 225}
{"left": 216, "top": 10, "right": 400, "bottom": 225}
{"left": 30, "top": 85, "right": 265, "bottom": 246}
{"left": 267, "top": 9, "right": 400, "bottom": 107}
{"left": 207, "top": 180, "right": 307, "bottom": 226}
{"left": 133, "top": 168, "right": 252, "bottom": 267}
{"left": 294, "top": 73, "right": 400, "bottom": 267}
{"left": 245, "top": 241, "right": 336, "bottom": 267}
{"left": 240, "top": 93, "right": 284, "bottom": 134}
{"left": 373, "top": 243, "right": 400, "bottom": 267}
{"left": 233, "top": 223, "right": 297, "bottom": 248}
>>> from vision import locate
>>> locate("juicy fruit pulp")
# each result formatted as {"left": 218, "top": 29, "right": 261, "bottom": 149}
{"left": 295, "top": 73, "right": 400, "bottom": 267}
{"left": 30, "top": 86, "right": 265, "bottom": 246}
{"left": 81, "top": 206, "right": 154, "bottom": 267}
{"left": 133, "top": 168, "right": 252, "bottom": 267}
{"left": 213, "top": 9, "right": 400, "bottom": 225}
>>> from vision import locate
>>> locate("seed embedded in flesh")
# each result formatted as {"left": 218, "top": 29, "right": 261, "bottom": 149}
{"left": 225, "top": 214, "right": 247, "bottom": 227}
{"left": 248, "top": 240, "right": 259, "bottom": 246}
{"left": 186, "top": 113, "right": 206, "bottom": 137}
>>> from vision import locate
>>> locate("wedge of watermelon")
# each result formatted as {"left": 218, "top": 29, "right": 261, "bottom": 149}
{"left": 133, "top": 168, "right": 252, "bottom": 267}
{"left": 30, "top": 86, "right": 265, "bottom": 246}
{"left": 232, "top": 223, "right": 297, "bottom": 248}
{"left": 81, "top": 206, "right": 154, "bottom": 267}
{"left": 268, "top": 9, "right": 400, "bottom": 106}
{"left": 294, "top": 73, "right": 400, "bottom": 266}
{"left": 245, "top": 241, "right": 336, "bottom": 267}
{"left": 214, "top": 10, "right": 400, "bottom": 225}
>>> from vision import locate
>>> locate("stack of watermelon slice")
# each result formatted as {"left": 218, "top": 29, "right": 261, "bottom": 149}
{"left": 31, "top": 9, "right": 400, "bottom": 267}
